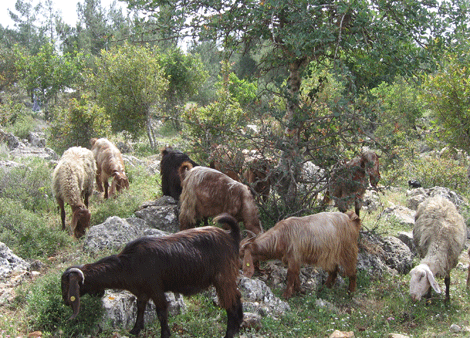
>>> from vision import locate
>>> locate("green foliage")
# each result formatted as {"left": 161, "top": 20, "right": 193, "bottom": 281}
{"left": 0, "top": 157, "right": 56, "bottom": 213}
{"left": 422, "top": 52, "right": 470, "bottom": 153}
{"left": 49, "top": 95, "right": 111, "bottom": 154}
{"left": 181, "top": 74, "right": 248, "bottom": 158}
{"left": 14, "top": 43, "right": 86, "bottom": 109}
{"left": 91, "top": 164, "right": 159, "bottom": 225}
{"left": 0, "top": 197, "right": 73, "bottom": 259}
{"left": 0, "top": 43, "right": 20, "bottom": 90}
{"left": 24, "top": 271, "right": 104, "bottom": 337}
{"left": 0, "top": 97, "right": 36, "bottom": 138}
{"left": 88, "top": 43, "right": 169, "bottom": 148}
{"left": 370, "top": 77, "right": 424, "bottom": 136}
{"left": 382, "top": 143, "right": 469, "bottom": 194}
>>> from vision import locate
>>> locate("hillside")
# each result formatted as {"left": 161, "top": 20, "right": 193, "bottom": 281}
{"left": 0, "top": 126, "right": 470, "bottom": 338}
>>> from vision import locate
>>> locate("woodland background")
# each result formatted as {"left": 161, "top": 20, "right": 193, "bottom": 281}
{"left": 1, "top": 0, "right": 470, "bottom": 337}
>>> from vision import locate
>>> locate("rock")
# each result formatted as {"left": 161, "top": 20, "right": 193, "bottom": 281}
{"left": 406, "top": 187, "right": 468, "bottom": 212}
{"left": 134, "top": 197, "right": 179, "bottom": 233}
{"left": 241, "top": 312, "right": 262, "bottom": 331}
{"left": 82, "top": 216, "right": 168, "bottom": 253}
{"left": 27, "top": 132, "right": 46, "bottom": 148}
{"left": 101, "top": 290, "right": 186, "bottom": 331}
{"left": 329, "top": 330, "right": 354, "bottom": 338}
{"left": 238, "top": 276, "right": 290, "bottom": 318}
{"left": 380, "top": 236, "right": 413, "bottom": 274}
{"left": 388, "top": 334, "right": 410, "bottom": 338}
{"left": 450, "top": 324, "right": 462, "bottom": 333}
{"left": 379, "top": 205, "right": 415, "bottom": 227}
{"left": 396, "top": 232, "right": 415, "bottom": 253}
{"left": 0, "top": 242, "right": 30, "bottom": 279}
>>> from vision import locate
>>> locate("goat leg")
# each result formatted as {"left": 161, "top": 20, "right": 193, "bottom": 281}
{"left": 130, "top": 296, "right": 148, "bottom": 336}
{"left": 284, "top": 262, "right": 300, "bottom": 299}
{"left": 224, "top": 296, "right": 243, "bottom": 338}
{"left": 152, "top": 293, "right": 171, "bottom": 338}
{"left": 325, "top": 265, "right": 339, "bottom": 288}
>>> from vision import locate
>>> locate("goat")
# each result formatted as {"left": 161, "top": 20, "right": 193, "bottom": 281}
{"left": 52, "top": 146, "right": 96, "bottom": 238}
{"left": 210, "top": 145, "right": 272, "bottom": 202}
{"left": 409, "top": 196, "right": 466, "bottom": 302}
{"left": 160, "top": 146, "right": 198, "bottom": 201}
{"left": 61, "top": 213, "right": 243, "bottom": 338}
{"left": 90, "top": 138, "right": 129, "bottom": 199}
{"left": 178, "top": 162, "right": 263, "bottom": 235}
{"left": 323, "top": 150, "right": 380, "bottom": 216}
{"left": 240, "top": 211, "right": 361, "bottom": 299}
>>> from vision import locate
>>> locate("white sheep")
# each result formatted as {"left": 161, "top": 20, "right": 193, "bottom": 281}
{"left": 409, "top": 195, "right": 466, "bottom": 302}
{"left": 52, "top": 146, "right": 96, "bottom": 238}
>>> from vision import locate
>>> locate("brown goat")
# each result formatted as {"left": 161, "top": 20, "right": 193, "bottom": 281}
{"left": 178, "top": 162, "right": 263, "bottom": 235}
{"left": 323, "top": 150, "right": 380, "bottom": 216}
{"left": 61, "top": 213, "right": 243, "bottom": 338}
{"left": 210, "top": 145, "right": 272, "bottom": 202}
{"left": 90, "top": 138, "right": 129, "bottom": 199}
{"left": 240, "top": 211, "right": 361, "bottom": 299}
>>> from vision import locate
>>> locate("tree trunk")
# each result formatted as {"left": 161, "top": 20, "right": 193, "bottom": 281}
{"left": 146, "top": 111, "right": 156, "bottom": 150}
{"left": 277, "top": 58, "right": 307, "bottom": 206}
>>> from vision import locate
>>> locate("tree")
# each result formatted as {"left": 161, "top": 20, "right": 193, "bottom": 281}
{"left": 159, "top": 47, "right": 208, "bottom": 129}
{"left": 126, "top": 0, "right": 462, "bottom": 210}
{"left": 15, "top": 43, "right": 86, "bottom": 112}
{"left": 88, "top": 43, "right": 168, "bottom": 148}
{"left": 423, "top": 52, "right": 470, "bottom": 153}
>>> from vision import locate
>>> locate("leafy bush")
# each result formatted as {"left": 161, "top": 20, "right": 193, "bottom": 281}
{"left": 0, "top": 197, "right": 73, "bottom": 259}
{"left": 49, "top": 94, "right": 111, "bottom": 154}
{"left": 24, "top": 271, "right": 103, "bottom": 337}
{"left": 383, "top": 144, "right": 469, "bottom": 194}
{"left": 0, "top": 158, "right": 56, "bottom": 214}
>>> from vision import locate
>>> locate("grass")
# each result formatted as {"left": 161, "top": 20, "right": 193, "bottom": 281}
{"left": 1, "top": 119, "right": 470, "bottom": 337}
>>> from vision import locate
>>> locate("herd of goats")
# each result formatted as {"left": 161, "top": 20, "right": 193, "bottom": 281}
{"left": 53, "top": 138, "right": 470, "bottom": 337}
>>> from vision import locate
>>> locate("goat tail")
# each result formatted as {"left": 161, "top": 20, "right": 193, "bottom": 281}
{"left": 214, "top": 213, "right": 241, "bottom": 245}
{"left": 178, "top": 161, "right": 194, "bottom": 182}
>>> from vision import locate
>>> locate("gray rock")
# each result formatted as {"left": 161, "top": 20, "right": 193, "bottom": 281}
{"left": 0, "top": 242, "right": 30, "bottom": 279}
{"left": 82, "top": 216, "right": 168, "bottom": 253}
{"left": 135, "top": 197, "right": 179, "bottom": 233}
{"left": 101, "top": 290, "right": 186, "bottom": 331}
{"left": 396, "top": 232, "right": 415, "bottom": 253}
{"left": 380, "top": 236, "right": 413, "bottom": 274}
{"left": 379, "top": 205, "right": 415, "bottom": 227}
{"left": 238, "top": 276, "right": 290, "bottom": 318}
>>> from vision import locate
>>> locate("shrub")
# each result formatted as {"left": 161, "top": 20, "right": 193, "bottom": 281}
{"left": 24, "top": 270, "right": 103, "bottom": 337}
{"left": 0, "top": 157, "right": 56, "bottom": 214}
{"left": 0, "top": 198, "right": 73, "bottom": 259}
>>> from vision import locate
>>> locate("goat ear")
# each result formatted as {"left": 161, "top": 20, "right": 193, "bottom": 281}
{"left": 243, "top": 249, "right": 255, "bottom": 278}
{"left": 67, "top": 273, "right": 82, "bottom": 319}
{"left": 426, "top": 269, "right": 441, "bottom": 294}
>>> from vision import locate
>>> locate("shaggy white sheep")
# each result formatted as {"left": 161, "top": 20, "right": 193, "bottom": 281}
{"left": 409, "top": 195, "right": 466, "bottom": 302}
{"left": 52, "top": 146, "right": 96, "bottom": 238}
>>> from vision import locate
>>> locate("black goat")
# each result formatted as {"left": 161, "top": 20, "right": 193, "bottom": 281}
{"left": 61, "top": 214, "right": 243, "bottom": 338}
{"left": 160, "top": 146, "right": 198, "bottom": 201}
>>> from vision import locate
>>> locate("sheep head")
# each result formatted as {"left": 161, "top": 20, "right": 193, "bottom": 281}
{"left": 71, "top": 206, "right": 91, "bottom": 239}
{"left": 409, "top": 263, "right": 441, "bottom": 301}
{"left": 61, "top": 267, "right": 85, "bottom": 319}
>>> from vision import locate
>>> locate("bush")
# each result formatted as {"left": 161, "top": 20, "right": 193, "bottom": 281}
{"left": 24, "top": 270, "right": 104, "bottom": 337}
{"left": 0, "top": 157, "right": 56, "bottom": 214}
{"left": 49, "top": 95, "right": 111, "bottom": 154}
{"left": 0, "top": 197, "right": 73, "bottom": 259}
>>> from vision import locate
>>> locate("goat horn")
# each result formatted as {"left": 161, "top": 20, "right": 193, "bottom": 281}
{"left": 67, "top": 267, "right": 85, "bottom": 284}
